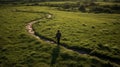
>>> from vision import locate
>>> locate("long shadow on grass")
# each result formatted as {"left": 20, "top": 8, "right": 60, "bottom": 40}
{"left": 50, "top": 45, "right": 60, "bottom": 67}
{"left": 35, "top": 32, "right": 120, "bottom": 65}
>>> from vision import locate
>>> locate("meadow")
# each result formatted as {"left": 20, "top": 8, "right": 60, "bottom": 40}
{"left": 0, "top": 3, "right": 120, "bottom": 67}
{"left": 32, "top": 5, "right": 120, "bottom": 59}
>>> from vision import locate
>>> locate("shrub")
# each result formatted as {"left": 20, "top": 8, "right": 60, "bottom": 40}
{"left": 113, "top": 0, "right": 120, "bottom": 2}
{"left": 12, "top": 2, "right": 19, "bottom": 5}
{"left": 110, "top": 5, "right": 120, "bottom": 10}
{"left": 78, "top": 5, "right": 86, "bottom": 12}
{"left": 102, "top": 5, "right": 120, "bottom": 13}
{"left": 89, "top": 2, "right": 98, "bottom": 6}
{"left": 31, "top": 3, "right": 39, "bottom": 6}
{"left": 62, "top": 3, "right": 71, "bottom": 9}
{"left": 90, "top": 6, "right": 112, "bottom": 13}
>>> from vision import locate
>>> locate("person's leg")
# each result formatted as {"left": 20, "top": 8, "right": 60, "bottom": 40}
{"left": 58, "top": 38, "right": 60, "bottom": 44}
{"left": 57, "top": 38, "right": 59, "bottom": 44}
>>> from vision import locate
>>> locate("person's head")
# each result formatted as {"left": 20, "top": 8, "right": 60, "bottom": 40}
{"left": 57, "top": 30, "right": 60, "bottom": 33}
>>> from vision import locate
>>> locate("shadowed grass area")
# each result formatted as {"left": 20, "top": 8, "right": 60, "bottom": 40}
{"left": 50, "top": 45, "right": 60, "bottom": 66}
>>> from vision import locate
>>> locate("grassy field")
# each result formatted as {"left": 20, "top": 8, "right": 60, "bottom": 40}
{"left": 31, "top": 6, "right": 120, "bottom": 64}
{"left": 0, "top": 4, "right": 120, "bottom": 67}
{"left": 32, "top": 6, "right": 120, "bottom": 57}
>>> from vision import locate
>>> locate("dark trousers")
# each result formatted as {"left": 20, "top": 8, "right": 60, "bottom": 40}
{"left": 57, "top": 38, "right": 60, "bottom": 44}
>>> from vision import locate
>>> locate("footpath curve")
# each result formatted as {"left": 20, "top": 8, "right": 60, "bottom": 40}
{"left": 26, "top": 14, "right": 87, "bottom": 54}
{"left": 26, "top": 14, "right": 120, "bottom": 66}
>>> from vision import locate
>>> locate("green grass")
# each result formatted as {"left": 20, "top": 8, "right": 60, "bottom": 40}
{"left": 0, "top": 5, "right": 120, "bottom": 67}
{"left": 31, "top": 6, "right": 120, "bottom": 62}
{"left": 97, "top": 2, "right": 120, "bottom": 5}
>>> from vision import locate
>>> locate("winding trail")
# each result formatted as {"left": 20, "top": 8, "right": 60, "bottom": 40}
{"left": 26, "top": 14, "right": 87, "bottom": 54}
{"left": 26, "top": 14, "right": 54, "bottom": 43}
{"left": 26, "top": 14, "right": 120, "bottom": 65}
{"left": 26, "top": 19, "right": 41, "bottom": 39}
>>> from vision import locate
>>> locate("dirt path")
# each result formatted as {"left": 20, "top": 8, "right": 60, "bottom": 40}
{"left": 26, "top": 14, "right": 87, "bottom": 54}
{"left": 26, "top": 15, "right": 54, "bottom": 43}
{"left": 26, "top": 20, "right": 40, "bottom": 39}
{"left": 26, "top": 14, "right": 120, "bottom": 65}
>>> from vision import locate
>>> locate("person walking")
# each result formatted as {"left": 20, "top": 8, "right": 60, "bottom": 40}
{"left": 56, "top": 30, "right": 61, "bottom": 45}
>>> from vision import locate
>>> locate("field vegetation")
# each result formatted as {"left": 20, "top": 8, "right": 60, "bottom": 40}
{"left": 32, "top": 2, "right": 120, "bottom": 14}
{"left": 31, "top": 6, "right": 120, "bottom": 62}
{"left": 0, "top": 1, "right": 120, "bottom": 67}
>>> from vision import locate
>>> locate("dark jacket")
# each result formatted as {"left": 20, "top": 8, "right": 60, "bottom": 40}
{"left": 56, "top": 32, "right": 61, "bottom": 39}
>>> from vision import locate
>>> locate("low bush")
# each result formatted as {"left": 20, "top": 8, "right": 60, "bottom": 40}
{"left": 31, "top": 3, "right": 39, "bottom": 6}
{"left": 90, "top": 6, "right": 112, "bottom": 13}
{"left": 78, "top": 5, "right": 86, "bottom": 12}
